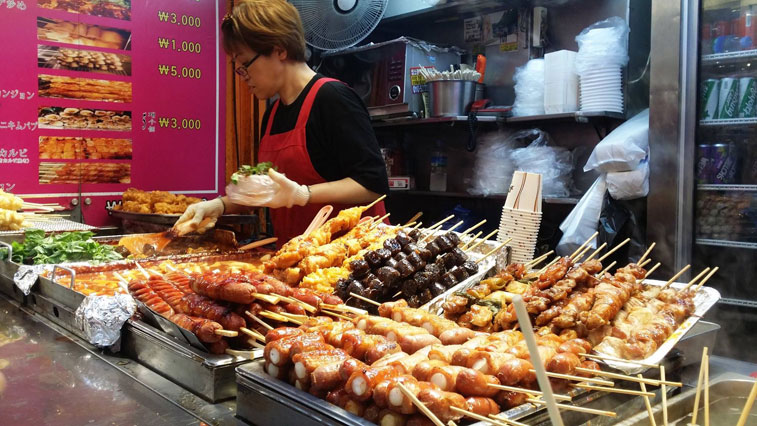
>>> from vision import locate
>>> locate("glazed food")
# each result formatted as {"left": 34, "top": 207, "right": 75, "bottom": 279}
{"left": 39, "top": 137, "right": 132, "bottom": 160}
{"left": 38, "top": 107, "right": 132, "bottom": 131}
{"left": 113, "top": 188, "right": 201, "bottom": 214}
{"left": 39, "top": 163, "right": 131, "bottom": 184}
{"left": 38, "top": 0, "right": 132, "bottom": 21}
{"left": 38, "top": 75, "right": 132, "bottom": 103}
{"left": 38, "top": 45, "right": 131, "bottom": 75}
{"left": 37, "top": 18, "right": 130, "bottom": 49}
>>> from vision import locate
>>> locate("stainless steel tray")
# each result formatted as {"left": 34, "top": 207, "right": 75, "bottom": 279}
{"left": 236, "top": 361, "right": 375, "bottom": 426}
{"left": 617, "top": 373, "right": 757, "bottom": 426}
{"left": 0, "top": 245, "right": 25, "bottom": 303}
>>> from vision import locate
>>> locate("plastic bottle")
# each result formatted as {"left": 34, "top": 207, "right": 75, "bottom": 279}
{"left": 429, "top": 142, "right": 447, "bottom": 192}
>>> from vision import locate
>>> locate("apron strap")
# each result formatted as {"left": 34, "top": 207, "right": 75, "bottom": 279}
{"left": 294, "top": 77, "right": 340, "bottom": 129}
{"left": 264, "top": 99, "right": 280, "bottom": 137}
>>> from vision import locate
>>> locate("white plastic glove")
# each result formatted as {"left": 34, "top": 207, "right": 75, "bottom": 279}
{"left": 264, "top": 169, "right": 310, "bottom": 208}
{"left": 173, "top": 198, "right": 224, "bottom": 235}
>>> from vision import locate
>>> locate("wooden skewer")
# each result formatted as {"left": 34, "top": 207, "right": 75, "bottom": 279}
{"left": 571, "top": 245, "right": 593, "bottom": 264}
{"left": 489, "top": 414, "right": 529, "bottom": 426}
{"left": 397, "top": 382, "right": 445, "bottom": 426}
{"left": 286, "top": 297, "right": 318, "bottom": 313}
{"left": 420, "top": 214, "right": 456, "bottom": 242}
{"left": 349, "top": 292, "right": 381, "bottom": 306}
{"left": 461, "top": 231, "right": 482, "bottom": 250}
{"left": 574, "top": 367, "right": 681, "bottom": 387}
{"left": 525, "top": 398, "right": 617, "bottom": 417}
{"left": 225, "top": 348, "right": 256, "bottom": 358}
{"left": 532, "top": 370, "right": 614, "bottom": 386}
{"left": 568, "top": 231, "right": 599, "bottom": 260}
{"left": 524, "top": 250, "right": 553, "bottom": 269}
{"left": 321, "top": 309, "right": 352, "bottom": 321}
{"left": 412, "top": 221, "right": 423, "bottom": 230}
{"left": 584, "top": 242, "right": 607, "bottom": 262}
{"left": 215, "top": 329, "right": 238, "bottom": 337}
{"left": 681, "top": 267, "right": 711, "bottom": 292}
{"left": 460, "top": 219, "right": 487, "bottom": 238}
{"left": 239, "top": 237, "right": 278, "bottom": 251}
{"left": 370, "top": 213, "right": 391, "bottom": 230}
{"left": 639, "top": 258, "right": 652, "bottom": 268}
{"left": 638, "top": 374, "right": 657, "bottom": 426}
{"left": 476, "top": 238, "right": 512, "bottom": 264}
{"left": 253, "top": 293, "right": 281, "bottom": 305}
{"left": 135, "top": 262, "right": 151, "bottom": 279}
{"left": 364, "top": 194, "right": 387, "bottom": 210}
{"left": 597, "top": 261, "right": 617, "bottom": 277}
{"left": 702, "top": 358, "right": 714, "bottom": 425}
{"left": 597, "top": 237, "right": 631, "bottom": 262}
{"left": 321, "top": 303, "right": 366, "bottom": 315}
{"left": 449, "top": 406, "right": 509, "bottom": 426}
{"left": 465, "top": 229, "right": 498, "bottom": 253}
{"left": 239, "top": 327, "right": 265, "bottom": 342}
{"left": 573, "top": 383, "right": 654, "bottom": 397}
{"left": 393, "top": 291, "right": 403, "bottom": 299}
{"left": 661, "top": 264, "right": 691, "bottom": 289}
{"left": 112, "top": 271, "right": 129, "bottom": 285}
{"left": 244, "top": 310, "right": 274, "bottom": 331}
{"left": 695, "top": 266, "right": 719, "bottom": 292}
{"left": 690, "top": 346, "right": 708, "bottom": 426}
{"left": 446, "top": 220, "right": 465, "bottom": 234}
{"left": 639, "top": 262, "right": 663, "bottom": 285}
{"left": 248, "top": 339, "right": 265, "bottom": 349}
{"left": 736, "top": 379, "right": 757, "bottom": 426}
{"left": 638, "top": 242, "right": 656, "bottom": 264}
{"left": 486, "top": 383, "right": 572, "bottom": 401}
{"left": 260, "top": 310, "right": 302, "bottom": 325}
{"left": 661, "top": 364, "right": 669, "bottom": 426}
{"left": 405, "top": 212, "right": 423, "bottom": 226}
{"left": 579, "top": 352, "right": 660, "bottom": 369}
{"left": 537, "top": 256, "right": 562, "bottom": 275}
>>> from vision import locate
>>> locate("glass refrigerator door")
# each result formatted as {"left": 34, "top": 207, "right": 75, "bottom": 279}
{"left": 695, "top": 0, "right": 757, "bottom": 307}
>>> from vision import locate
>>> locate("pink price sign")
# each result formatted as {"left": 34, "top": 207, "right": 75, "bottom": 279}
{"left": 0, "top": 0, "right": 226, "bottom": 226}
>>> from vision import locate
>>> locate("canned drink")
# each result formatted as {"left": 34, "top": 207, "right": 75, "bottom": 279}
{"left": 696, "top": 144, "right": 713, "bottom": 183}
{"left": 712, "top": 143, "right": 742, "bottom": 184}
{"left": 701, "top": 79, "right": 720, "bottom": 120}
{"left": 718, "top": 78, "right": 740, "bottom": 119}
{"left": 738, "top": 77, "right": 757, "bottom": 117}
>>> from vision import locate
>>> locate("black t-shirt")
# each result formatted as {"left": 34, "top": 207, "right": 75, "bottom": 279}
{"left": 260, "top": 74, "right": 389, "bottom": 195}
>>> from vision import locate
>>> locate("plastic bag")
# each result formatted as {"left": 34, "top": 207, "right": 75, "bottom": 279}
{"left": 512, "top": 59, "right": 545, "bottom": 116}
{"left": 510, "top": 129, "right": 573, "bottom": 198}
{"left": 607, "top": 159, "right": 649, "bottom": 200}
{"left": 468, "top": 131, "right": 516, "bottom": 196}
{"left": 226, "top": 175, "right": 278, "bottom": 206}
{"left": 574, "top": 16, "right": 630, "bottom": 75}
{"left": 598, "top": 196, "right": 647, "bottom": 264}
{"left": 556, "top": 175, "right": 606, "bottom": 256}
{"left": 584, "top": 109, "right": 649, "bottom": 173}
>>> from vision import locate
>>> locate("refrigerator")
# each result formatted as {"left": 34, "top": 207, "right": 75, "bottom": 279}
{"left": 648, "top": 0, "right": 757, "bottom": 361}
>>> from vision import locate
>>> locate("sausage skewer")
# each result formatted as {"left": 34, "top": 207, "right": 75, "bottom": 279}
{"left": 396, "top": 382, "right": 445, "bottom": 426}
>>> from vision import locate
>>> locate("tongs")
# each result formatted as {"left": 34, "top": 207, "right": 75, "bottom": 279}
{"left": 118, "top": 217, "right": 214, "bottom": 256}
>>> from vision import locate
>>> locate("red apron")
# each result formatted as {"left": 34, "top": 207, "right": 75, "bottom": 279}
{"left": 258, "top": 77, "right": 386, "bottom": 246}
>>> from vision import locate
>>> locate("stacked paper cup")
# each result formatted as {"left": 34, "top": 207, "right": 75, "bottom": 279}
{"left": 497, "top": 171, "right": 543, "bottom": 263}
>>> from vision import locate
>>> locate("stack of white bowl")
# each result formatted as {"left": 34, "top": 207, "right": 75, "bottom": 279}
{"left": 579, "top": 65, "right": 623, "bottom": 113}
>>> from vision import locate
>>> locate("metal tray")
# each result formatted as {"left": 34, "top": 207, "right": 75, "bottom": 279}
{"left": 0, "top": 242, "right": 25, "bottom": 303}
{"left": 617, "top": 373, "right": 757, "bottom": 426}
{"left": 110, "top": 209, "right": 259, "bottom": 235}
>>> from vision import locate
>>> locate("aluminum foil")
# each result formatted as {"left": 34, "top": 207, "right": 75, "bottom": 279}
{"left": 74, "top": 294, "right": 136, "bottom": 347}
{"left": 13, "top": 265, "right": 53, "bottom": 295}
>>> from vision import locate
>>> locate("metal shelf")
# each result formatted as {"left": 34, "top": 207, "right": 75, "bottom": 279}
{"left": 389, "top": 190, "right": 580, "bottom": 205}
{"left": 702, "top": 49, "right": 757, "bottom": 65}
{"left": 695, "top": 238, "right": 757, "bottom": 249}
{"left": 372, "top": 111, "right": 624, "bottom": 128}
{"left": 380, "top": 0, "right": 509, "bottom": 26}
{"left": 699, "top": 118, "right": 757, "bottom": 126}
{"left": 697, "top": 184, "right": 757, "bottom": 191}
{"left": 720, "top": 298, "right": 757, "bottom": 309}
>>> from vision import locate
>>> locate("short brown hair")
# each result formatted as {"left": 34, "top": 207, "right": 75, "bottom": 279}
{"left": 222, "top": 0, "right": 307, "bottom": 62}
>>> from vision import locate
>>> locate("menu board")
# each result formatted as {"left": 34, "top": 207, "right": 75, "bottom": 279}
{"left": 0, "top": 0, "right": 226, "bottom": 226}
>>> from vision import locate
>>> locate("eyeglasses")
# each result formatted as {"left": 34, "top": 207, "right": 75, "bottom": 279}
{"left": 235, "top": 53, "right": 261, "bottom": 77}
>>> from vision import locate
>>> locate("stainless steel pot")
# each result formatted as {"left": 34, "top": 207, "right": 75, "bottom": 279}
{"left": 428, "top": 80, "right": 482, "bottom": 117}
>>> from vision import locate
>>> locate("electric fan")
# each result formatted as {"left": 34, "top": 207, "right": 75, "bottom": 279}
{"left": 289, "top": 0, "right": 388, "bottom": 52}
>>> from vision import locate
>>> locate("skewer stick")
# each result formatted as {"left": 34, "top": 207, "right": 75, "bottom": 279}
{"left": 512, "top": 295, "right": 564, "bottom": 426}
{"left": 260, "top": 310, "right": 302, "bottom": 325}
{"left": 584, "top": 242, "right": 607, "bottom": 263}
{"left": 412, "top": 221, "right": 423, "bottom": 230}
{"left": 135, "top": 262, "right": 151, "bottom": 279}
{"left": 639, "top": 258, "right": 652, "bottom": 268}
{"left": 638, "top": 374, "right": 657, "bottom": 426}
{"left": 639, "top": 262, "right": 663, "bottom": 285}
{"left": 465, "top": 229, "right": 498, "bottom": 253}
{"left": 461, "top": 231, "right": 482, "bottom": 250}
{"left": 691, "top": 347, "right": 708, "bottom": 426}
{"left": 215, "top": 329, "right": 238, "bottom": 337}
{"left": 703, "top": 356, "right": 709, "bottom": 426}
{"left": 112, "top": 271, "right": 129, "bottom": 285}
{"left": 489, "top": 414, "right": 530, "bottom": 426}
{"left": 578, "top": 352, "right": 660, "bottom": 369}
{"left": 244, "top": 310, "right": 274, "bottom": 331}
{"left": 572, "top": 384, "right": 654, "bottom": 397}
{"left": 460, "top": 219, "right": 487, "bottom": 237}
{"left": 420, "top": 214, "right": 456, "bottom": 242}
{"left": 736, "top": 379, "right": 757, "bottom": 426}
{"left": 321, "top": 303, "right": 367, "bottom": 315}
{"left": 446, "top": 220, "right": 465, "bottom": 234}
{"left": 524, "top": 250, "right": 553, "bottom": 269}
{"left": 524, "top": 399, "right": 617, "bottom": 417}
{"left": 661, "top": 264, "right": 691, "bottom": 289}
{"left": 322, "top": 309, "right": 352, "bottom": 321}
{"left": 695, "top": 266, "right": 719, "bottom": 292}
{"left": 349, "top": 292, "right": 381, "bottom": 306}
{"left": 638, "top": 242, "right": 656, "bottom": 264}
{"left": 449, "top": 406, "right": 509, "bottom": 426}
{"left": 598, "top": 261, "right": 617, "bottom": 277}
{"left": 537, "top": 256, "right": 562, "bottom": 275}
{"left": 397, "top": 382, "right": 445, "bottom": 426}
{"left": 532, "top": 370, "right": 614, "bottom": 386}
{"left": 239, "top": 327, "right": 265, "bottom": 342}
{"left": 253, "top": 293, "right": 281, "bottom": 305}
{"left": 574, "top": 367, "right": 681, "bottom": 387}
{"left": 364, "top": 194, "right": 387, "bottom": 210}
{"left": 225, "top": 348, "right": 256, "bottom": 358}
{"left": 571, "top": 245, "right": 593, "bottom": 264}
{"left": 597, "top": 237, "right": 631, "bottom": 262}
{"left": 569, "top": 231, "right": 599, "bottom": 260}
{"left": 661, "top": 364, "right": 668, "bottom": 426}
{"left": 476, "top": 238, "right": 512, "bottom": 264}
{"left": 286, "top": 297, "right": 318, "bottom": 313}
{"left": 681, "top": 267, "right": 711, "bottom": 291}
{"left": 370, "top": 213, "right": 391, "bottom": 230}
{"left": 405, "top": 212, "right": 423, "bottom": 226}
{"left": 486, "top": 383, "right": 572, "bottom": 401}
